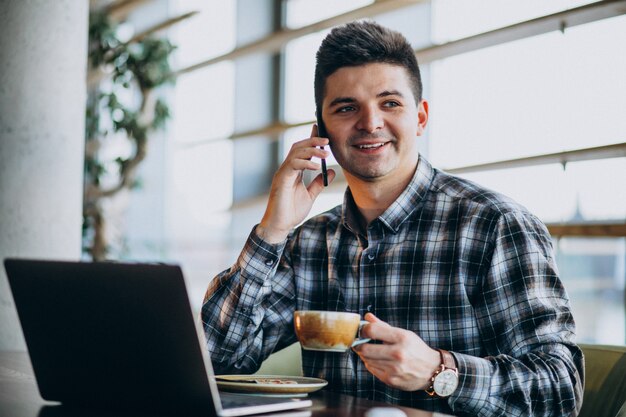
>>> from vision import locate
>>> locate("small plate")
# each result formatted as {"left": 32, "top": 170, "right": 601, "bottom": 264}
{"left": 215, "top": 375, "right": 327, "bottom": 394}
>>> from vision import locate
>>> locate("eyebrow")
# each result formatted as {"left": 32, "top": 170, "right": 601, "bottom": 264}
{"left": 378, "top": 90, "right": 404, "bottom": 98}
{"left": 328, "top": 97, "right": 356, "bottom": 108}
{"left": 327, "top": 90, "right": 405, "bottom": 108}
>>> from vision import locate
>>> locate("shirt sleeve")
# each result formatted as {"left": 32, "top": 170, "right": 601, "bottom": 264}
{"left": 201, "top": 225, "right": 299, "bottom": 374}
{"left": 447, "top": 210, "right": 584, "bottom": 416}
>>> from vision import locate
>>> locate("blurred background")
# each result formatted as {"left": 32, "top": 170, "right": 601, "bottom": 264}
{"left": 1, "top": 0, "right": 625, "bottom": 353}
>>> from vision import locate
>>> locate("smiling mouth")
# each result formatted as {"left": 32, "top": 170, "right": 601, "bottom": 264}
{"left": 356, "top": 142, "right": 389, "bottom": 150}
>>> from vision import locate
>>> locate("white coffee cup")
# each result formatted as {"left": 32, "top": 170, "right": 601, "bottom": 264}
{"left": 294, "top": 310, "right": 370, "bottom": 352}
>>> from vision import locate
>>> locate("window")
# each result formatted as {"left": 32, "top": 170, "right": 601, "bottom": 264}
{"left": 285, "top": 0, "right": 373, "bottom": 29}
{"left": 167, "top": 0, "right": 237, "bottom": 242}
{"left": 431, "top": 0, "right": 599, "bottom": 43}
{"left": 429, "top": 7, "right": 626, "bottom": 344}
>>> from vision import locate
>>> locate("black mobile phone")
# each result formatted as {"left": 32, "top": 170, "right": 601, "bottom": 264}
{"left": 316, "top": 110, "right": 328, "bottom": 187}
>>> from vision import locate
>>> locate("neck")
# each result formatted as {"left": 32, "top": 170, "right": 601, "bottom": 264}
{"left": 345, "top": 162, "right": 418, "bottom": 227}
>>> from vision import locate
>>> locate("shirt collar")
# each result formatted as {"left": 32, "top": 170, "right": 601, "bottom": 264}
{"left": 341, "top": 189, "right": 363, "bottom": 236}
{"left": 341, "top": 155, "right": 435, "bottom": 235}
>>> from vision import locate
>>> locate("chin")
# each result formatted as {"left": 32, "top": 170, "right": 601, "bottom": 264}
{"left": 348, "top": 167, "right": 391, "bottom": 181}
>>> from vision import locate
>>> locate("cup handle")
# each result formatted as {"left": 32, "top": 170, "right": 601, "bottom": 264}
{"left": 351, "top": 320, "right": 371, "bottom": 347}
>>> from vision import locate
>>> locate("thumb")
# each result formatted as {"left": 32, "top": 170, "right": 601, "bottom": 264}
{"left": 307, "top": 168, "right": 336, "bottom": 198}
{"left": 362, "top": 313, "right": 397, "bottom": 342}
{"left": 364, "top": 312, "right": 383, "bottom": 323}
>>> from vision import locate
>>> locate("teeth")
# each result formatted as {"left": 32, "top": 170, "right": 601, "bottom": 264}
{"left": 358, "top": 143, "right": 386, "bottom": 149}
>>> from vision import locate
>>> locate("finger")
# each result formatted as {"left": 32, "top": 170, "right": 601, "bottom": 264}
{"left": 362, "top": 362, "right": 386, "bottom": 378}
{"left": 357, "top": 349, "right": 411, "bottom": 384}
{"left": 360, "top": 361, "right": 393, "bottom": 384}
{"left": 360, "top": 318, "right": 398, "bottom": 343}
{"left": 360, "top": 313, "right": 397, "bottom": 342}
{"left": 289, "top": 145, "right": 329, "bottom": 162}
{"left": 364, "top": 312, "right": 382, "bottom": 323}
{"left": 293, "top": 124, "right": 323, "bottom": 146}
{"left": 359, "top": 313, "right": 381, "bottom": 339}
{"left": 354, "top": 342, "right": 398, "bottom": 361}
{"left": 307, "top": 169, "right": 336, "bottom": 198}
{"left": 290, "top": 159, "right": 321, "bottom": 172}
{"left": 360, "top": 315, "right": 412, "bottom": 346}
{"left": 288, "top": 137, "right": 329, "bottom": 156}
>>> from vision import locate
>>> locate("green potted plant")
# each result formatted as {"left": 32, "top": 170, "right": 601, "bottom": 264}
{"left": 83, "top": 12, "right": 175, "bottom": 261}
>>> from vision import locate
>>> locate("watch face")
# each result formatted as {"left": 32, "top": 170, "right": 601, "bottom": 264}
{"left": 433, "top": 369, "right": 458, "bottom": 397}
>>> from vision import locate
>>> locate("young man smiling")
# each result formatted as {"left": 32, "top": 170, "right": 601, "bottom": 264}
{"left": 202, "top": 21, "right": 584, "bottom": 415}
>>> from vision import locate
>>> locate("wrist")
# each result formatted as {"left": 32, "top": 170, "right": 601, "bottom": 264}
{"left": 256, "top": 223, "right": 289, "bottom": 244}
{"left": 419, "top": 348, "right": 442, "bottom": 390}
{"left": 427, "top": 348, "right": 441, "bottom": 375}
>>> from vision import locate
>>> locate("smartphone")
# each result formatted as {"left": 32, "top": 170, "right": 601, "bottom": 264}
{"left": 316, "top": 110, "right": 328, "bottom": 187}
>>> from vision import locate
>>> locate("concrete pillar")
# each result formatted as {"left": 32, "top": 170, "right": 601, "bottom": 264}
{"left": 0, "top": 1, "right": 89, "bottom": 350}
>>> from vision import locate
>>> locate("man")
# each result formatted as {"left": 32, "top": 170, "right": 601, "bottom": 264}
{"left": 202, "top": 21, "right": 584, "bottom": 415}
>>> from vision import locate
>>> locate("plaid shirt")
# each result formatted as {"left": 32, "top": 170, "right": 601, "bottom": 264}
{"left": 202, "top": 156, "right": 584, "bottom": 416}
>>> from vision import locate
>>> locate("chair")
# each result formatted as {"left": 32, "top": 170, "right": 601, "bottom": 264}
{"left": 254, "top": 342, "right": 626, "bottom": 415}
{"left": 254, "top": 342, "right": 303, "bottom": 376}
{"left": 579, "top": 344, "right": 626, "bottom": 417}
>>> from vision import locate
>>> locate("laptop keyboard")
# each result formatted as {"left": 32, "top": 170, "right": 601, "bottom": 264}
{"left": 221, "top": 393, "right": 258, "bottom": 408}
{"left": 220, "top": 392, "right": 299, "bottom": 409}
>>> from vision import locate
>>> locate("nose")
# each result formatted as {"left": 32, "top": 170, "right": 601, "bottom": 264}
{"left": 356, "top": 105, "right": 384, "bottom": 133}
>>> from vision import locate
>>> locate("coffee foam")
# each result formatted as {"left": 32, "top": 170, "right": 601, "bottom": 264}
{"left": 300, "top": 339, "right": 350, "bottom": 352}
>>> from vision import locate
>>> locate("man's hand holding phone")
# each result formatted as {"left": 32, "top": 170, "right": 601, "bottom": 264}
{"left": 257, "top": 124, "right": 335, "bottom": 244}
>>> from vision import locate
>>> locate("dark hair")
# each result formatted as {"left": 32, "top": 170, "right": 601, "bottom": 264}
{"left": 314, "top": 20, "right": 422, "bottom": 114}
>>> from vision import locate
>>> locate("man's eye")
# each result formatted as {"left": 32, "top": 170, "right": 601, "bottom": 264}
{"left": 383, "top": 101, "right": 400, "bottom": 108}
{"left": 337, "top": 106, "right": 355, "bottom": 113}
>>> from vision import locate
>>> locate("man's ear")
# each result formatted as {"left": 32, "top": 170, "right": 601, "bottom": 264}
{"left": 416, "top": 99, "right": 429, "bottom": 136}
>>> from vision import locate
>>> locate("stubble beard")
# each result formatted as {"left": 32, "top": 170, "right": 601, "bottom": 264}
{"left": 331, "top": 131, "right": 398, "bottom": 181}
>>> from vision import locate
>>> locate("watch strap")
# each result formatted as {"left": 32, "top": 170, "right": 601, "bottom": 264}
{"left": 439, "top": 349, "right": 456, "bottom": 371}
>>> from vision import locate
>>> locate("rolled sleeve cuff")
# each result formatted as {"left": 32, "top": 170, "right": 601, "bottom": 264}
{"left": 238, "top": 225, "right": 287, "bottom": 285}
{"left": 448, "top": 351, "right": 493, "bottom": 415}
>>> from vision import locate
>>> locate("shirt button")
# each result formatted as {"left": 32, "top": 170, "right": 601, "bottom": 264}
{"left": 367, "top": 253, "right": 375, "bottom": 261}
{"left": 366, "top": 304, "right": 373, "bottom": 313}
{"left": 264, "top": 259, "right": 274, "bottom": 266}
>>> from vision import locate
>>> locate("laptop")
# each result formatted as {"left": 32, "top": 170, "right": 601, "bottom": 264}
{"left": 4, "top": 258, "right": 313, "bottom": 416}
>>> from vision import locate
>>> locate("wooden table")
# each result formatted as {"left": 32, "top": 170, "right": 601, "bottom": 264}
{"left": 0, "top": 351, "right": 452, "bottom": 417}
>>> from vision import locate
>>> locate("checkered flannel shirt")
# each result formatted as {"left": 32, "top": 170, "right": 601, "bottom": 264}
{"left": 202, "top": 156, "right": 584, "bottom": 416}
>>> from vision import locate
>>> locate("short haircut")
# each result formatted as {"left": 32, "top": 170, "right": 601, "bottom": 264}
{"left": 314, "top": 20, "right": 422, "bottom": 115}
